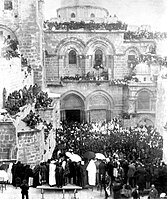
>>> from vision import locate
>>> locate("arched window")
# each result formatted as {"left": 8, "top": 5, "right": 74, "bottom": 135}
{"left": 90, "top": 13, "right": 95, "bottom": 18}
{"left": 69, "top": 50, "right": 77, "bottom": 64}
{"left": 4, "top": 0, "right": 13, "bottom": 10}
{"left": 94, "top": 49, "right": 103, "bottom": 67}
{"left": 71, "top": 13, "right": 76, "bottom": 18}
{"left": 137, "top": 91, "right": 150, "bottom": 110}
{"left": 127, "top": 50, "right": 137, "bottom": 68}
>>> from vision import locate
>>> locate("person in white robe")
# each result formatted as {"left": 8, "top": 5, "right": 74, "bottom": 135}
{"left": 49, "top": 160, "right": 56, "bottom": 186}
{"left": 7, "top": 162, "right": 13, "bottom": 184}
{"left": 86, "top": 159, "right": 96, "bottom": 186}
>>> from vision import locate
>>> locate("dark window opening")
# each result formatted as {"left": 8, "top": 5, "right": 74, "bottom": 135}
{"left": 95, "top": 49, "right": 103, "bottom": 67}
{"left": 4, "top": 0, "right": 13, "bottom": 10}
{"left": 91, "top": 13, "right": 95, "bottom": 18}
{"left": 128, "top": 54, "right": 136, "bottom": 61}
{"left": 71, "top": 13, "right": 76, "bottom": 18}
{"left": 69, "top": 50, "right": 77, "bottom": 64}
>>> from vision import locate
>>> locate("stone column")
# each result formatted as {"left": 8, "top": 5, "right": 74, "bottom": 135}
{"left": 85, "top": 55, "right": 92, "bottom": 74}
{"left": 58, "top": 55, "right": 65, "bottom": 77}
{"left": 78, "top": 55, "right": 85, "bottom": 75}
{"left": 106, "top": 55, "right": 114, "bottom": 80}
{"left": 128, "top": 98, "right": 136, "bottom": 114}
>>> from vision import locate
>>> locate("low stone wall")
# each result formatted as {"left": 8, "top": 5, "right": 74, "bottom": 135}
{"left": 0, "top": 122, "right": 16, "bottom": 160}
{"left": 17, "top": 128, "right": 44, "bottom": 166}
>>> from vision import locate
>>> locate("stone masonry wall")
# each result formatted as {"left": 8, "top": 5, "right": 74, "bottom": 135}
{"left": 0, "top": 122, "right": 16, "bottom": 160}
{"left": 44, "top": 31, "right": 153, "bottom": 82}
{"left": 49, "top": 81, "right": 125, "bottom": 116}
{"left": 0, "top": 0, "right": 44, "bottom": 87}
{"left": 16, "top": 0, "right": 44, "bottom": 86}
{"left": 17, "top": 129, "right": 44, "bottom": 166}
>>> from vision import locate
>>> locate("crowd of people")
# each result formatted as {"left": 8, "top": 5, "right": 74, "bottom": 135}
{"left": 5, "top": 84, "right": 52, "bottom": 115}
{"left": 0, "top": 117, "right": 165, "bottom": 198}
{"left": 55, "top": 119, "right": 162, "bottom": 163}
{"left": 1, "top": 146, "right": 167, "bottom": 198}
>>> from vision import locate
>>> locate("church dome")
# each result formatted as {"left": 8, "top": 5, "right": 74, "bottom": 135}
{"left": 61, "top": 0, "right": 102, "bottom": 7}
{"left": 135, "top": 62, "right": 151, "bottom": 82}
{"left": 135, "top": 62, "right": 150, "bottom": 75}
{"left": 58, "top": 0, "right": 109, "bottom": 23}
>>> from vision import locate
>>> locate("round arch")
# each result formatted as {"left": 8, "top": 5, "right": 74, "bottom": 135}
{"left": 135, "top": 88, "right": 155, "bottom": 112}
{"left": 85, "top": 90, "right": 114, "bottom": 122}
{"left": 60, "top": 91, "right": 85, "bottom": 122}
{"left": 124, "top": 46, "right": 141, "bottom": 56}
{"left": 0, "top": 24, "right": 18, "bottom": 41}
{"left": 137, "top": 114, "right": 155, "bottom": 127}
{"left": 85, "top": 37, "right": 115, "bottom": 55}
{"left": 55, "top": 37, "right": 86, "bottom": 55}
{"left": 135, "top": 88, "right": 155, "bottom": 98}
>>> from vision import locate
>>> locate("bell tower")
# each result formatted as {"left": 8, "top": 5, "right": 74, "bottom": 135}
{"left": 17, "top": 0, "right": 44, "bottom": 86}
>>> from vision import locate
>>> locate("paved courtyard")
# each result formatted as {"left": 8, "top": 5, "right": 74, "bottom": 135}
{"left": 0, "top": 185, "right": 149, "bottom": 199}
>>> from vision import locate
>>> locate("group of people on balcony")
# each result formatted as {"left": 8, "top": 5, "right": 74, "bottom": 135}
{"left": 43, "top": 20, "right": 127, "bottom": 32}
{"left": 4, "top": 84, "right": 52, "bottom": 115}
{"left": 61, "top": 70, "right": 108, "bottom": 82}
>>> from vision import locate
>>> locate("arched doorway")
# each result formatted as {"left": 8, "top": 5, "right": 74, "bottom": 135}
{"left": 60, "top": 93, "right": 85, "bottom": 122}
{"left": 86, "top": 92, "right": 113, "bottom": 122}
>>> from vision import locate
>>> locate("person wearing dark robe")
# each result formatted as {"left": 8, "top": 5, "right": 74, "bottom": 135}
{"left": 15, "top": 161, "right": 23, "bottom": 186}
{"left": 39, "top": 162, "right": 47, "bottom": 185}
{"left": 134, "top": 164, "right": 146, "bottom": 194}
{"left": 20, "top": 179, "right": 29, "bottom": 199}
{"left": 112, "top": 178, "right": 123, "bottom": 199}
{"left": 132, "top": 185, "right": 140, "bottom": 199}
{"left": 24, "top": 165, "right": 33, "bottom": 185}
{"left": 122, "top": 159, "right": 129, "bottom": 184}
{"left": 69, "top": 161, "right": 76, "bottom": 184}
{"left": 32, "top": 164, "right": 40, "bottom": 187}
{"left": 55, "top": 162, "right": 64, "bottom": 188}
{"left": 104, "top": 172, "right": 112, "bottom": 199}
{"left": 149, "top": 184, "right": 158, "bottom": 199}
{"left": 11, "top": 163, "right": 17, "bottom": 186}
{"left": 106, "top": 158, "right": 114, "bottom": 183}
{"left": 99, "top": 160, "right": 106, "bottom": 192}
{"left": 76, "top": 161, "right": 82, "bottom": 187}
{"left": 80, "top": 161, "right": 87, "bottom": 188}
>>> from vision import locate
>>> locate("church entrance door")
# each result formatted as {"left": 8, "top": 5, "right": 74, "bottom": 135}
{"left": 66, "top": 110, "right": 80, "bottom": 122}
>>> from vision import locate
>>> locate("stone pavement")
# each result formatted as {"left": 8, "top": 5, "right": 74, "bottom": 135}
{"left": 0, "top": 185, "right": 149, "bottom": 199}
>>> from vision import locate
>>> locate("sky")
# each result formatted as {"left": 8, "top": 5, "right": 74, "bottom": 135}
{"left": 44, "top": 0, "right": 167, "bottom": 31}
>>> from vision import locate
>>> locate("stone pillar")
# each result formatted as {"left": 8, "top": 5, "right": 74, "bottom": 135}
{"left": 128, "top": 98, "right": 136, "bottom": 114}
{"left": 106, "top": 55, "right": 114, "bottom": 80}
{"left": 85, "top": 55, "right": 92, "bottom": 74}
{"left": 81, "top": 55, "right": 86, "bottom": 75}
{"left": 58, "top": 55, "right": 65, "bottom": 77}
{"left": 85, "top": 110, "right": 90, "bottom": 123}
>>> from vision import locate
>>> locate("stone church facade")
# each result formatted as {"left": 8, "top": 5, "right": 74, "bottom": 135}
{"left": 44, "top": 0, "right": 157, "bottom": 125}
{"left": 0, "top": 0, "right": 157, "bottom": 126}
